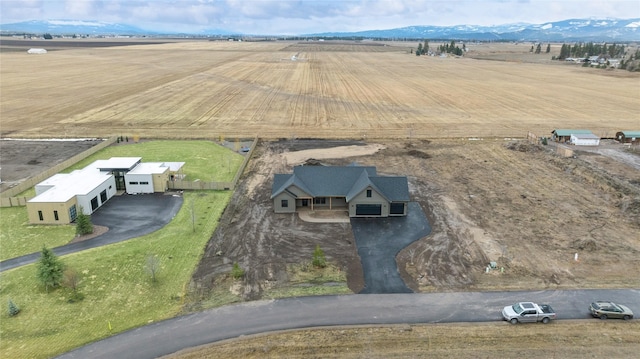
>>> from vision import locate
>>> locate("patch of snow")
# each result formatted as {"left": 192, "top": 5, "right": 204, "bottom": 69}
{"left": 540, "top": 23, "right": 553, "bottom": 30}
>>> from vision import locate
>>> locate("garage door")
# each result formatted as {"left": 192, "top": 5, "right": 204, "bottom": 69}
{"left": 356, "top": 204, "right": 382, "bottom": 216}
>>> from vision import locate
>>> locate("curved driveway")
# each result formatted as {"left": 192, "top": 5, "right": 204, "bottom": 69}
{"left": 352, "top": 202, "right": 431, "bottom": 293}
{"left": 57, "top": 289, "right": 639, "bottom": 359}
{"left": 0, "top": 193, "right": 183, "bottom": 272}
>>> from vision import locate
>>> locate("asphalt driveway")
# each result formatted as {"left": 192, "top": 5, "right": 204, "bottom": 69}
{"left": 0, "top": 193, "right": 183, "bottom": 272}
{"left": 351, "top": 202, "right": 432, "bottom": 293}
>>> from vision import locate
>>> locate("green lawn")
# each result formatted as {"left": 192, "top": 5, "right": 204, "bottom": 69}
{"left": 0, "top": 207, "right": 75, "bottom": 261}
{"left": 0, "top": 190, "right": 234, "bottom": 359}
{"left": 66, "top": 140, "right": 244, "bottom": 182}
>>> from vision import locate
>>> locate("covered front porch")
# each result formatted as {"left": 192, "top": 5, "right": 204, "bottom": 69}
{"left": 295, "top": 196, "right": 347, "bottom": 211}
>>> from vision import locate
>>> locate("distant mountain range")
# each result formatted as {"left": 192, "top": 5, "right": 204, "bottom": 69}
{"left": 1, "top": 18, "right": 639, "bottom": 42}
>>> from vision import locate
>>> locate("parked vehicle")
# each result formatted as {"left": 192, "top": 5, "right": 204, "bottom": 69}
{"left": 589, "top": 301, "right": 634, "bottom": 320}
{"left": 502, "top": 302, "right": 556, "bottom": 324}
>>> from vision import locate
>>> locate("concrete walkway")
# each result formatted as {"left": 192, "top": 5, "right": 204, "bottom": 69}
{"left": 297, "top": 208, "right": 350, "bottom": 223}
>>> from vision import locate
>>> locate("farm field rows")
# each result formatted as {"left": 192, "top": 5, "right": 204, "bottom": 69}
{"left": 1, "top": 40, "right": 638, "bottom": 139}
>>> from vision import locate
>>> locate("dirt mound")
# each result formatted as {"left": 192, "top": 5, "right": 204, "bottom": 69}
{"left": 407, "top": 149, "right": 431, "bottom": 159}
{"left": 505, "top": 141, "right": 542, "bottom": 152}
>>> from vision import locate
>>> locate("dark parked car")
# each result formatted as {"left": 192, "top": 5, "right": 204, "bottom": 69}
{"left": 589, "top": 301, "right": 634, "bottom": 320}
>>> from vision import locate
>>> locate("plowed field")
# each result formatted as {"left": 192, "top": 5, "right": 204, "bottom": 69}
{"left": 1, "top": 40, "right": 638, "bottom": 139}
{"left": 2, "top": 39, "right": 639, "bottom": 358}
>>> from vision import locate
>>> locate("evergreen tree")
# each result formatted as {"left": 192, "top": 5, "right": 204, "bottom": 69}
{"left": 7, "top": 299, "right": 20, "bottom": 317}
{"left": 423, "top": 40, "right": 429, "bottom": 54}
{"left": 535, "top": 43, "right": 542, "bottom": 54}
{"left": 416, "top": 43, "right": 423, "bottom": 56}
{"left": 546, "top": 43, "right": 551, "bottom": 53}
{"left": 37, "top": 246, "right": 65, "bottom": 292}
{"left": 75, "top": 209, "right": 93, "bottom": 236}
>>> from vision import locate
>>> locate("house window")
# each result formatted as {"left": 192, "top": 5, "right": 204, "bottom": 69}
{"left": 313, "top": 198, "right": 326, "bottom": 204}
{"left": 100, "top": 189, "right": 108, "bottom": 203}
{"left": 281, "top": 199, "right": 289, "bottom": 208}
{"left": 140, "top": 181, "right": 149, "bottom": 185}
{"left": 38, "top": 210, "right": 44, "bottom": 221}
{"left": 69, "top": 205, "right": 77, "bottom": 222}
{"left": 129, "top": 181, "right": 139, "bottom": 185}
{"left": 366, "top": 189, "right": 372, "bottom": 198}
{"left": 54, "top": 210, "right": 59, "bottom": 221}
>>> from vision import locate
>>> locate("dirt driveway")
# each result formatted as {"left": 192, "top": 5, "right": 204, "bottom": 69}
{"left": 189, "top": 138, "right": 640, "bottom": 301}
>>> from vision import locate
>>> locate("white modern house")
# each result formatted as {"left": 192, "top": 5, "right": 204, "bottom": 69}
{"left": 27, "top": 157, "right": 184, "bottom": 224}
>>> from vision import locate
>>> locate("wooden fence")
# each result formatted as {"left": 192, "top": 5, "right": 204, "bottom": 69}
{"left": 0, "top": 137, "right": 118, "bottom": 207}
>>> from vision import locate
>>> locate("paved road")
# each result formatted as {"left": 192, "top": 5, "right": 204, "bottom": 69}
{"left": 0, "top": 194, "right": 182, "bottom": 272}
{"left": 57, "top": 289, "right": 639, "bottom": 359}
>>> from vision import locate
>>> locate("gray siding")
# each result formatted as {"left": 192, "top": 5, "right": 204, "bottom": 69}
{"left": 273, "top": 192, "right": 296, "bottom": 213}
{"left": 348, "top": 186, "right": 390, "bottom": 217}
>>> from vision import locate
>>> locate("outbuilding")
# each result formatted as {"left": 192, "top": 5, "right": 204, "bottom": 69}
{"left": 551, "top": 129, "right": 594, "bottom": 143}
{"left": 27, "top": 48, "right": 47, "bottom": 54}
{"left": 570, "top": 133, "right": 600, "bottom": 146}
{"left": 615, "top": 131, "right": 640, "bottom": 145}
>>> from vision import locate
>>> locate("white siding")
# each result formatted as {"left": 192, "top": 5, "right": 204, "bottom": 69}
{"left": 125, "top": 173, "right": 155, "bottom": 194}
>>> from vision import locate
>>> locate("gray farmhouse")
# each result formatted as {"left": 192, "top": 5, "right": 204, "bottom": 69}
{"left": 271, "top": 165, "right": 410, "bottom": 217}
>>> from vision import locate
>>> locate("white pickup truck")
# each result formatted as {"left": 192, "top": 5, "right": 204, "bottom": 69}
{"left": 502, "top": 302, "right": 556, "bottom": 324}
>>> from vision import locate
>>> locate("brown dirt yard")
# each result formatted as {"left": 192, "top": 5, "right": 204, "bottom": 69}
{"left": 190, "top": 138, "right": 640, "bottom": 301}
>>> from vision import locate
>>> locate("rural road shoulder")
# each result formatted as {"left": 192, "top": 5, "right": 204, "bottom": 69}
{"left": 57, "top": 289, "right": 640, "bottom": 359}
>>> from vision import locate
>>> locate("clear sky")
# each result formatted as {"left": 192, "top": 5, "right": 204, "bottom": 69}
{"left": 1, "top": 0, "right": 639, "bottom": 35}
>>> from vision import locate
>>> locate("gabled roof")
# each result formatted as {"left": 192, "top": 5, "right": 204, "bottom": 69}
{"left": 552, "top": 129, "right": 593, "bottom": 136}
{"left": 271, "top": 166, "right": 409, "bottom": 202}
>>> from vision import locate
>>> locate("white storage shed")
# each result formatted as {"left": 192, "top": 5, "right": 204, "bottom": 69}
{"left": 570, "top": 133, "right": 600, "bottom": 146}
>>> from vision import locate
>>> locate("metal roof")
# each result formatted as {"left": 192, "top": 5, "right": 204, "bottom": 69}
{"left": 271, "top": 166, "right": 409, "bottom": 202}
{"left": 552, "top": 129, "right": 593, "bottom": 136}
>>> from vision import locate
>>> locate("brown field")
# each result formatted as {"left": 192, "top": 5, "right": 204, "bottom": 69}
{"left": 2, "top": 39, "right": 639, "bottom": 357}
{"left": 1, "top": 39, "right": 638, "bottom": 139}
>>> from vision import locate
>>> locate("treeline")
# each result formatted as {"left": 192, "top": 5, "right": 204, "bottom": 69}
{"left": 558, "top": 42, "right": 626, "bottom": 59}
{"left": 415, "top": 40, "right": 465, "bottom": 56}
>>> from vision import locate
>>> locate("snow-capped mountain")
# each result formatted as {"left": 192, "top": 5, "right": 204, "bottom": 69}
{"left": 1, "top": 18, "right": 639, "bottom": 41}
{"left": 0, "top": 19, "right": 153, "bottom": 36}
{"left": 309, "top": 18, "right": 640, "bottom": 42}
